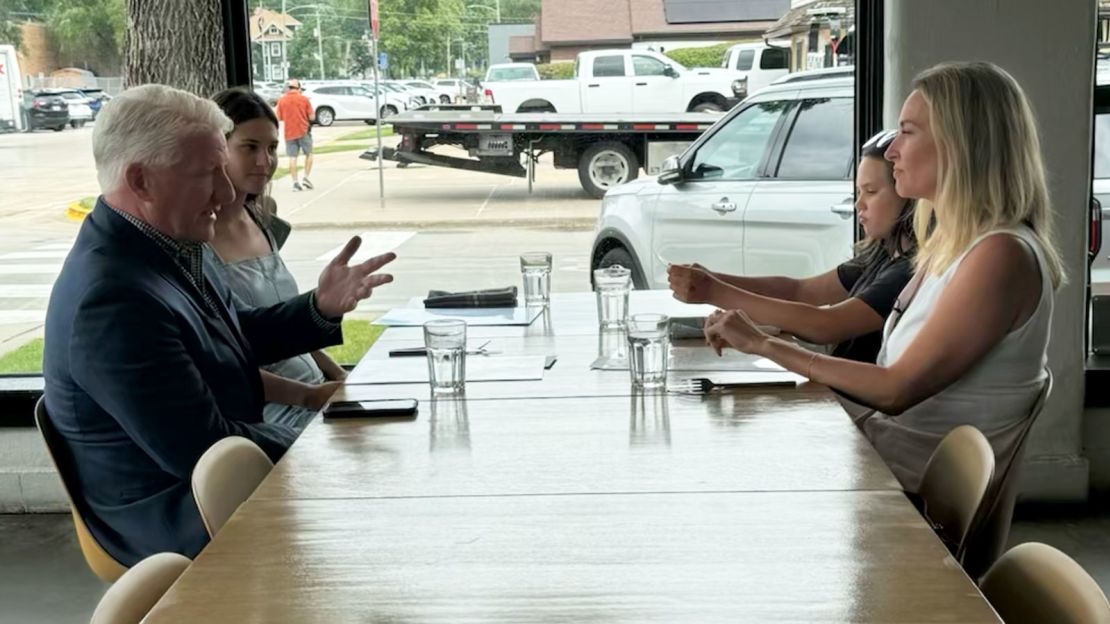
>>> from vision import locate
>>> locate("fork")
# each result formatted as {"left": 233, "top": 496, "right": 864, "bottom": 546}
{"left": 671, "top": 377, "right": 797, "bottom": 394}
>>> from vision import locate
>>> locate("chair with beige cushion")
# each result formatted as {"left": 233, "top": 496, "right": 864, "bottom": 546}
{"left": 33, "top": 397, "right": 128, "bottom": 583}
{"left": 962, "top": 370, "right": 1053, "bottom": 579}
{"left": 916, "top": 424, "right": 995, "bottom": 557}
{"left": 191, "top": 436, "right": 274, "bottom": 537}
{"left": 980, "top": 542, "right": 1110, "bottom": 624}
{"left": 90, "top": 552, "right": 191, "bottom": 624}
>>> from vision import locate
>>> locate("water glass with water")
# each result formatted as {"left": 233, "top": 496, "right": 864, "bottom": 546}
{"left": 520, "top": 252, "right": 552, "bottom": 307}
{"left": 593, "top": 265, "right": 631, "bottom": 329}
{"left": 627, "top": 313, "right": 669, "bottom": 390}
{"left": 423, "top": 319, "right": 466, "bottom": 394}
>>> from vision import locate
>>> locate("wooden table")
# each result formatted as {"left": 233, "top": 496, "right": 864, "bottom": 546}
{"left": 146, "top": 292, "right": 1000, "bottom": 623}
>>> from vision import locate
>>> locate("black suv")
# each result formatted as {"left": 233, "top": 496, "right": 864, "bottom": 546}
{"left": 21, "top": 91, "right": 70, "bottom": 131}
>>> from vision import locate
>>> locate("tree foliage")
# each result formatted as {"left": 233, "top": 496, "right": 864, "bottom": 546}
{"left": 536, "top": 62, "right": 573, "bottom": 80}
{"left": 256, "top": 0, "right": 540, "bottom": 80}
{"left": 47, "top": 0, "right": 126, "bottom": 73}
{"left": 0, "top": 0, "right": 125, "bottom": 75}
{"left": 664, "top": 42, "right": 736, "bottom": 69}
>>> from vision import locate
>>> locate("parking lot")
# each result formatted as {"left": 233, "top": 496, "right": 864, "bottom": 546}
{"left": 0, "top": 121, "right": 602, "bottom": 356}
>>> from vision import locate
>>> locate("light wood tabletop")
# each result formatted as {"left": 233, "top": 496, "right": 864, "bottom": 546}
{"left": 146, "top": 491, "right": 999, "bottom": 623}
{"left": 253, "top": 392, "right": 900, "bottom": 501}
{"left": 144, "top": 291, "right": 999, "bottom": 622}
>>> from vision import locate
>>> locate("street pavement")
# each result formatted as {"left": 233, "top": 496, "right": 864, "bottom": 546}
{"left": 0, "top": 120, "right": 605, "bottom": 359}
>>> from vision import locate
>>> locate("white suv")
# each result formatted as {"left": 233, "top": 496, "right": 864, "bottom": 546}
{"left": 591, "top": 73, "right": 856, "bottom": 288}
{"left": 303, "top": 83, "right": 407, "bottom": 125}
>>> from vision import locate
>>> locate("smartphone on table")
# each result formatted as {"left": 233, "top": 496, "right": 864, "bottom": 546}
{"left": 323, "top": 399, "right": 419, "bottom": 419}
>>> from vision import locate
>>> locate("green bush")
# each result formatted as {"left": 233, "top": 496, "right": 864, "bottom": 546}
{"left": 537, "top": 62, "right": 575, "bottom": 80}
{"left": 664, "top": 42, "right": 736, "bottom": 69}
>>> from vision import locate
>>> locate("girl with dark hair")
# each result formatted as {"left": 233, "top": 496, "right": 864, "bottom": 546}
{"left": 206, "top": 87, "right": 346, "bottom": 430}
{"left": 668, "top": 130, "right": 917, "bottom": 364}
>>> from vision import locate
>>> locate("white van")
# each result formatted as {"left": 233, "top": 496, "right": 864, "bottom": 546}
{"left": 0, "top": 45, "right": 24, "bottom": 131}
{"left": 721, "top": 43, "right": 790, "bottom": 100}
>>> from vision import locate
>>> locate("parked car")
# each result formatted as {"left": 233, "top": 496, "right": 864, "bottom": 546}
{"left": 390, "top": 80, "right": 438, "bottom": 107}
{"left": 406, "top": 80, "right": 454, "bottom": 104}
{"left": 721, "top": 43, "right": 791, "bottom": 101}
{"left": 21, "top": 91, "right": 70, "bottom": 131}
{"left": 252, "top": 81, "right": 283, "bottom": 106}
{"left": 44, "top": 89, "right": 94, "bottom": 128}
{"left": 78, "top": 88, "right": 111, "bottom": 118}
{"left": 380, "top": 81, "right": 424, "bottom": 108}
{"left": 434, "top": 78, "right": 475, "bottom": 102}
{"left": 484, "top": 63, "right": 539, "bottom": 82}
{"left": 303, "top": 83, "right": 406, "bottom": 126}
{"left": 483, "top": 49, "right": 738, "bottom": 114}
{"left": 591, "top": 71, "right": 855, "bottom": 288}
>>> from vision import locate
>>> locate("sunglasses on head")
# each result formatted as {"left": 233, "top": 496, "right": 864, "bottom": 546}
{"left": 862, "top": 129, "right": 898, "bottom": 151}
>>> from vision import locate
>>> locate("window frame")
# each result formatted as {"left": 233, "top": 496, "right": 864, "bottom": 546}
{"left": 768, "top": 96, "right": 855, "bottom": 182}
{"left": 680, "top": 97, "right": 797, "bottom": 183}
{"left": 591, "top": 54, "right": 628, "bottom": 78}
{"left": 631, "top": 54, "right": 668, "bottom": 77}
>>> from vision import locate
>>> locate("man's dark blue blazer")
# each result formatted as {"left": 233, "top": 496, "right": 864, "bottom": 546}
{"left": 43, "top": 199, "right": 342, "bottom": 566}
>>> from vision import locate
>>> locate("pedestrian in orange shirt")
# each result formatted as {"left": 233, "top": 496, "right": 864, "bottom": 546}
{"left": 274, "top": 79, "right": 315, "bottom": 191}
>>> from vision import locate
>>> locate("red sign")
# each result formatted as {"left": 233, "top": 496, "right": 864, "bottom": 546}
{"left": 369, "top": 0, "right": 380, "bottom": 39}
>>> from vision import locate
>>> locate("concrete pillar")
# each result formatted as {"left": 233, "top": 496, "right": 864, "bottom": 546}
{"left": 885, "top": 0, "right": 1095, "bottom": 502}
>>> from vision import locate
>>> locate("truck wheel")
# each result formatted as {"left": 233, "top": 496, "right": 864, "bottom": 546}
{"left": 692, "top": 102, "right": 723, "bottom": 113}
{"left": 579, "top": 142, "right": 639, "bottom": 199}
{"left": 315, "top": 107, "right": 335, "bottom": 126}
{"left": 439, "top": 95, "right": 451, "bottom": 104}
{"left": 596, "top": 245, "right": 647, "bottom": 289}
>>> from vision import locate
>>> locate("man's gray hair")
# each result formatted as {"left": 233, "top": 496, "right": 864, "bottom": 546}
{"left": 92, "top": 84, "right": 234, "bottom": 194}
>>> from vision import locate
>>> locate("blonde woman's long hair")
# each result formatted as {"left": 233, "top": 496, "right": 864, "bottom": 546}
{"left": 910, "top": 61, "right": 1065, "bottom": 288}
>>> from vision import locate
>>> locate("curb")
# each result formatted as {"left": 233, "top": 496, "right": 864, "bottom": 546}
{"left": 287, "top": 217, "right": 598, "bottom": 231}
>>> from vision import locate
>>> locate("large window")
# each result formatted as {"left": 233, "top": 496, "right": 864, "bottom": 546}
{"left": 0, "top": 0, "right": 857, "bottom": 381}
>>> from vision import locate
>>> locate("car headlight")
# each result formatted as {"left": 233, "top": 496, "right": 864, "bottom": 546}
{"left": 731, "top": 78, "right": 748, "bottom": 98}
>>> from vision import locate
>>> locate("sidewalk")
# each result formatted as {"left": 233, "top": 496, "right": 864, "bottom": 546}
{"left": 273, "top": 135, "right": 602, "bottom": 231}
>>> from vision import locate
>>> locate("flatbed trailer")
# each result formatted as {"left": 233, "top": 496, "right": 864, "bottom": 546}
{"left": 360, "top": 104, "right": 720, "bottom": 198}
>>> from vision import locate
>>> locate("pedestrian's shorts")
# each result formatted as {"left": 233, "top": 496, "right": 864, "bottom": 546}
{"left": 286, "top": 133, "right": 313, "bottom": 157}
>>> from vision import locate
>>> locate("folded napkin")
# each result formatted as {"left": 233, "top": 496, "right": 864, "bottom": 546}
{"left": 424, "top": 286, "right": 518, "bottom": 308}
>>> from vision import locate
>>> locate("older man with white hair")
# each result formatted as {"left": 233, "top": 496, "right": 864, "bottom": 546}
{"left": 42, "top": 84, "right": 395, "bottom": 566}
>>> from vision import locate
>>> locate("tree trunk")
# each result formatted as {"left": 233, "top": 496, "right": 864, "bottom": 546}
{"left": 124, "top": 0, "right": 227, "bottom": 96}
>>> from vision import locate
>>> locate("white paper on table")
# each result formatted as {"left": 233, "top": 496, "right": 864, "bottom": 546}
{"left": 590, "top": 347, "right": 785, "bottom": 372}
{"left": 348, "top": 355, "right": 548, "bottom": 384}
{"left": 374, "top": 307, "right": 544, "bottom": 327}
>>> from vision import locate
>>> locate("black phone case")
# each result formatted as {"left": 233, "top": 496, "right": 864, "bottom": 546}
{"left": 323, "top": 400, "right": 418, "bottom": 419}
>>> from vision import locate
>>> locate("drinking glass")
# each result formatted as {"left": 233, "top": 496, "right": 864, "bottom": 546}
{"left": 627, "top": 313, "right": 669, "bottom": 390}
{"left": 423, "top": 319, "right": 466, "bottom": 393}
{"left": 593, "top": 265, "right": 631, "bottom": 329}
{"left": 520, "top": 252, "right": 552, "bottom": 307}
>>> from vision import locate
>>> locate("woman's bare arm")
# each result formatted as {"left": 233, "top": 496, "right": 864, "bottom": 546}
{"left": 706, "top": 234, "right": 1040, "bottom": 414}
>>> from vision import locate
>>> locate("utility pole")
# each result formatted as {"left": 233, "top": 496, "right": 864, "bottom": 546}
{"left": 315, "top": 7, "right": 325, "bottom": 79}
{"left": 281, "top": 0, "right": 288, "bottom": 80}
{"left": 446, "top": 38, "right": 451, "bottom": 78}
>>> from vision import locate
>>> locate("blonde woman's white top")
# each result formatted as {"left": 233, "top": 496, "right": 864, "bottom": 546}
{"left": 862, "top": 225, "right": 1052, "bottom": 493}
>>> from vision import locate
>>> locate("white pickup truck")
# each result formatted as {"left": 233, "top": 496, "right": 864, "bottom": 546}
{"left": 721, "top": 43, "right": 791, "bottom": 100}
{"left": 482, "top": 49, "right": 739, "bottom": 114}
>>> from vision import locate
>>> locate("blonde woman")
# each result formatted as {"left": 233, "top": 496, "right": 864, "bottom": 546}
{"left": 703, "top": 61, "right": 1064, "bottom": 492}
